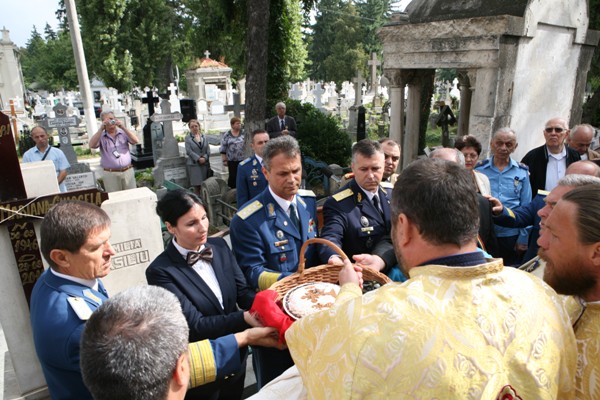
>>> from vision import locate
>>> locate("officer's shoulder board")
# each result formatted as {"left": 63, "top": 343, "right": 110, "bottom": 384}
{"left": 236, "top": 200, "right": 263, "bottom": 220}
{"left": 537, "top": 189, "right": 550, "bottom": 197}
{"left": 380, "top": 181, "right": 393, "bottom": 190}
{"left": 297, "top": 189, "right": 316, "bottom": 198}
{"left": 518, "top": 162, "right": 529, "bottom": 171}
{"left": 475, "top": 159, "right": 489, "bottom": 168}
{"left": 332, "top": 188, "right": 353, "bottom": 202}
{"left": 239, "top": 157, "right": 253, "bottom": 166}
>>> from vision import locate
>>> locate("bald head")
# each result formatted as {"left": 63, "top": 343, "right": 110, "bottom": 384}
{"left": 567, "top": 124, "right": 595, "bottom": 156}
{"left": 430, "top": 148, "right": 465, "bottom": 167}
{"left": 566, "top": 160, "right": 600, "bottom": 178}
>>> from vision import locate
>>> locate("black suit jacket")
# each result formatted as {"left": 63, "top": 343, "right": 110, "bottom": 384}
{"left": 146, "top": 237, "right": 255, "bottom": 342}
{"left": 266, "top": 115, "right": 297, "bottom": 138}
{"left": 521, "top": 144, "right": 580, "bottom": 196}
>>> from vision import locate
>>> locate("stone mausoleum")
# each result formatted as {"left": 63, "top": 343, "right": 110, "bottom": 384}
{"left": 380, "top": 0, "right": 600, "bottom": 165}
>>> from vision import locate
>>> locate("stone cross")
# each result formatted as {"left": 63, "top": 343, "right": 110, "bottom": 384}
{"left": 47, "top": 93, "right": 56, "bottom": 106}
{"left": 152, "top": 99, "right": 182, "bottom": 159}
{"left": 109, "top": 89, "right": 123, "bottom": 113}
{"left": 313, "top": 83, "right": 325, "bottom": 109}
{"left": 142, "top": 89, "right": 160, "bottom": 119}
{"left": 168, "top": 82, "right": 178, "bottom": 97}
{"left": 368, "top": 53, "right": 381, "bottom": 94}
{"left": 352, "top": 71, "right": 366, "bottom": 106}
{"left": 204, "top": 50, "right": 211, "bottom": 59}
{"left": 43, "top": 103, "right": 81, "bottom": 166}
{"left": 65, "top": 92, "right": 74, "bottom": 107}
{"left": 289, "top": 83, "right": 303, "bottom": 100}
{"left": 168, "top": 82, "right": 181, "bottom": 113}
{"left": 224, "top": 92, "right": 245, "bottom": 118}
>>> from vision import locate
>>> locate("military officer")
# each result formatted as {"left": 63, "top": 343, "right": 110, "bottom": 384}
{"left": 236, "top": 129, "right": 270, "bottom": 207}
{"left": 229, "top": 135, "right": 317, "bottom": 388}
{"left": 379, "top": 138, "right": 401, "bottom": 197}
{"left": 319, "top": 139, "right": 391, "bottom": 264}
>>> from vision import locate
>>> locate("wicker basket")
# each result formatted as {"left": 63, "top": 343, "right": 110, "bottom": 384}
{"left": 269, "top": 238, "right": 392, "bottom": 299}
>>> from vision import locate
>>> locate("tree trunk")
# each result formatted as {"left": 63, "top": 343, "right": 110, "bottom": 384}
{"left": 245, "top": 0, "right": 270, "bottom": 137}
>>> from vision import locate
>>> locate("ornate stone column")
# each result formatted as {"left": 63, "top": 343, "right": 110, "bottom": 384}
{"left": 457, "top": 70, "right": 472, "bottom": 136}
{"left": 384, "top": 69, "right": 405, "bottom": 166}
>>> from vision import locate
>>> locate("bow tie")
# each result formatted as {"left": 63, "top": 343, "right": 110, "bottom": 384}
{"left": 186, "top": 246, "right": 213, "bottom": 265}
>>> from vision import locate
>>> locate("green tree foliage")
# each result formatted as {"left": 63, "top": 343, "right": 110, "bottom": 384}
{"left": 20, "top": 27, "right": 78, "bottom": 92}
{"left": 284, "top": 100, "right": 352, "bottom": 166}
{"left": 309, "top": 0, "right": 391, "bottom": 86}
{"left": 76, "top": 0, "right": 134, "bottom": 91}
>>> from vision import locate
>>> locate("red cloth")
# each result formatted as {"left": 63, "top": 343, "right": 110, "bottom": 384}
{"left": 250, "top": 290, "right": 294, "bottom": 343}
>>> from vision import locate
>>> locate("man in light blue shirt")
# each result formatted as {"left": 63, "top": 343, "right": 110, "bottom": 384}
{"left": 476, "top": 127, "right": 531, "bottom": 266}
{"left": 22, "top": 126, "right": 70, "bottom": 192}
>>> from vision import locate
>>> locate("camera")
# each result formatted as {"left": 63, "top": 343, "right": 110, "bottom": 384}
{"left": 109, "top": 119, "right": 117, "bottom": 125}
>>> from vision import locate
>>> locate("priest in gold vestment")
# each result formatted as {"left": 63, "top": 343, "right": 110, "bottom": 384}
{"left": 286, "top": 158, "right": 577, "bottom": 399}
{"left": 538, "top": 184, "right": 600, "bottom": 400}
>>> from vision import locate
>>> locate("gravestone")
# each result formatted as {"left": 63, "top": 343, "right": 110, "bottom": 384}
{"left": 224, "top": 92, "right": 245, "bottom": 118}
{"left": 313, "top": 83, "right": 325, "bottom": 110}
{"left": 168, "top": 82, "right": 182, "bottom": 113}
{"left": 43, "top": 103, "right": 80, "bottom": 166}
{"left": 152, "top": 98, "right": 188, "bottom": 188}
{"left": 348, "top": 72, "right": 366, "bottom": 136}
{"left": 289, "top": 83, "right": 303, "bottom": 100}
{"left": 368, "top": 53, "right": 381, "bottom": 94}
{"left": 132, "top": 90, "right": 160, "bottom": 169}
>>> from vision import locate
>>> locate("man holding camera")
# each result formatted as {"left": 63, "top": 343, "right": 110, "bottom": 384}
{"left": 89, "top": 110, "right": 139, "bottom": 192}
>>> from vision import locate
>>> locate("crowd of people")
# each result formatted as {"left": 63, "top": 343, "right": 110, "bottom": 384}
{"left": 27, "top": 112, "right": 600, "bottom": 400}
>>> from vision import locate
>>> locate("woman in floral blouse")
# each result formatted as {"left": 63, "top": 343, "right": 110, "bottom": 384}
{"left": 219, "top": 117, "right": 245, "bottom": 188}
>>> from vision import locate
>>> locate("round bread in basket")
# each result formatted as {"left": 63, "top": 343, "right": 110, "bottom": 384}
{"left": 269, "top": 238, "right": 392, "bottom": 314}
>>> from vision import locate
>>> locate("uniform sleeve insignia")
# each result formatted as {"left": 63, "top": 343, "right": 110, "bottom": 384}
{"left": 332, "top": 188, "right": 353, "bottom": 202}
{"left": 267, "top": 203, "right": 276, "bottom": 217}
{"left": 236, "top": 200, "right": 263, "bottom": 220}
{"left": 297, "top": 189, "right": 316, "bottom": 198}
{"left": 537, "top": 189, "right": 549, "bottom": 196}
{"left": 518, "top": 162, "right": 529, "bottom": 170}
{"left": 506, "top": 207, "right": 516, "bottom": 219}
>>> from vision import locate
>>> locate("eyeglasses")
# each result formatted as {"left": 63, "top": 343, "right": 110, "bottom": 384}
{"left": 545, "top": 127, "right": 565, "bottom": 133}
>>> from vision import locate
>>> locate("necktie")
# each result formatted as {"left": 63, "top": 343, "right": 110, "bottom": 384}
{"left": 289, "top": 203, "right": 300, "bottom": 232}
{"left": 373, "top": 195, "right": 384, "bottom": 217}
{"left": 280, "top": 119, "right": 285, "bottom": 131}
{"left": 186, "top": 246, "right": 214, "bottom": 266}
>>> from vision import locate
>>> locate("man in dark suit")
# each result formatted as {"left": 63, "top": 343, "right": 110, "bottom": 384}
{"left": 266, "top": 102, "right": 297, "bottom": 138}
{"left": 230, "top": 135, "right": 318, "bottom": 388}
{"left": 319, "top": 139, "right": 392, "bottom": 264}
{"left": 521, "top": 117, "right": 580, "bottom": 196}
{"left": 236, "top": 129, "right": 270, "bottom": 207}
{"left": 357, "top": 147, "right": 499, "bottom": 279}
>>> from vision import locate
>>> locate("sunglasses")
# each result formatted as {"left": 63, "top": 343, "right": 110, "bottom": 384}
{"left": 545, "top": 127, "right": 565, "bottom": 133}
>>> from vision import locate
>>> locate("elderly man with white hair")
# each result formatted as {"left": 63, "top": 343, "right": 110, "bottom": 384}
{"left": 266, "top": 102, "right": 297, "bottom": 139}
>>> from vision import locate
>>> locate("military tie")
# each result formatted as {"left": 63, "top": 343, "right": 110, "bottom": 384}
{"left": 373, "top": 195, "right": 384, "bottom": 218}
{"left": 289, "top": 202, "right": 300, "bottom": 232}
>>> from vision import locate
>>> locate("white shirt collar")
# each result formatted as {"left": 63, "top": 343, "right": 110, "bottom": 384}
{"left": 357, "top": 183, "right": 378, "bottom": 201}
{"left": 172, "top": 238, "right": 205, "bottom": 257}
{"left": 255, "top": 154, "right": 264, "bottom": 164}
{"left": 50, "top": 267, "right": 98, "bottom": 291}
{"left": 268, "top": 186, "right": 296, "bottom": 213}
{"left": 547, "top": 145, "right": 567, "bottom": 160}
